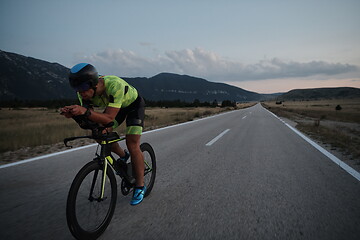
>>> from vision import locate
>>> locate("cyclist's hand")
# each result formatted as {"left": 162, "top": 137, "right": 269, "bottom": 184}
{"left": 67, "top": 105, "right": 87, "bottom": 116}
{"left": 60, "top": 106, "right": 74, "bottom": 118}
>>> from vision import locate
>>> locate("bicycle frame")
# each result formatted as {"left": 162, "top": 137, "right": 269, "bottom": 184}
{"left": 97, "top": 135, "right": 125, "bottom": 199}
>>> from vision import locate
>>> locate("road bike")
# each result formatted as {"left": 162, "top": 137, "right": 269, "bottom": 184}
{"left": 64, "top": 117, "right": 156, "bottom": 240}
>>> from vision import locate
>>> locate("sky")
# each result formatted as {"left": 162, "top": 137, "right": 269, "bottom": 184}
{"left": 1, "top": 0, "right": 359, "bottom": 93}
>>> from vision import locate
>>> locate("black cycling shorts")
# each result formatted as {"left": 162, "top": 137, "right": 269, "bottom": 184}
{"left": 114, "top": 96, "right": 145, "bottom": 134}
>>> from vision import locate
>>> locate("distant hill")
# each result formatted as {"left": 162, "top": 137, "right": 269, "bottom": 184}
{"left": 278, "top": 87, "right": 360, "bottom": 101}
{"left": 124, "top": 73, "right": 262, "bottom": 102}
{"left": 0, "top": 50, "right": 263, "bottom": 102}
{"left": 0, "top": 50, "right": 75, "bottom": 100}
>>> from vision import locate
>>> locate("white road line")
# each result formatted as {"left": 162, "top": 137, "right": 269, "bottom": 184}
{"left": 264, "top": 107, "right": 360, "bottom": 182}
{"left": 242, "top": 116, "right": 247, "bottom": 119}
{"left": 0, "top": 144, "right": 98, "bottom": 169}
{"left": 206, "top": 129, "right": 230, "bottom": 146}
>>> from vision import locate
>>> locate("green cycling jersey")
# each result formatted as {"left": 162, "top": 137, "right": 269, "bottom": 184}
{"left": 77, "top": 75, "right": 138, "bottom": 109}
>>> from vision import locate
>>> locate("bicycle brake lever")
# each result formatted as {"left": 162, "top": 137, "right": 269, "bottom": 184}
{"left": 64, "top": 137, "right": 77, "bottom": 148}
{"left": 64, "top": 139, "right": 73, "bottom": 148}
{"left": 64, "top": 135, "right": 92, "bottom": 148}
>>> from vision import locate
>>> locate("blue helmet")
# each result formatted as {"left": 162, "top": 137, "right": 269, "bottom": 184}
{"left": 69, "top": 63, "right": 98, "bottom": 91}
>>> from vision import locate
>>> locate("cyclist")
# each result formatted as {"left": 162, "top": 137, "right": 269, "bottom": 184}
{"left": 60, "top": 63, "right": 146, "bottom": 205}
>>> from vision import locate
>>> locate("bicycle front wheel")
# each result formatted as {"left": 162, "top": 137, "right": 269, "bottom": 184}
{"left": 66, "top": 161, "right": 117, "bottom": 240}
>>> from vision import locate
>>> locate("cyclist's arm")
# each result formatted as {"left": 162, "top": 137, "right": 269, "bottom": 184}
{"left": 66, "top": 105, "right": 120, "bottom": 125}
{"left": 88, "top": 106, "right": 120, "bottom": 125}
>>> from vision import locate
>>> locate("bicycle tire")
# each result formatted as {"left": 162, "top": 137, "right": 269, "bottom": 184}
{"left": 66, "top": 161, "right": 117, "bottom": 240}
{"left": 141, "top": 143, "right": 156, "bottom": 197}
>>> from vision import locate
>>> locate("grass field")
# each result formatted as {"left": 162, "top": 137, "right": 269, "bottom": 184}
{"left": 0, "top": 102, "right": 256, "bottom": 154}
{"left": 262, "top": 99, "right": 360, "bottom": 123}
{"left": 262, "top": 99, "right": 360, "bottom": 163}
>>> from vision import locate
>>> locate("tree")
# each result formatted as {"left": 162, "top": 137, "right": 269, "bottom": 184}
{"left": 221, "top": 100, "right": 236, "bottom": 108}
{"left": 193, "top": 99, "right": 200, "bottom": 107}
{"left": 212, "top": 99, "right": 218, "bottom": 107}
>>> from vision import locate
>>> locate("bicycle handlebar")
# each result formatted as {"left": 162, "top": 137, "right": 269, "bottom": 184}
{"left": 64, "top": 135, "right": 92, "bottom": 148}
{"left": 63, "top": 115, "right": 116, "bottom": 148}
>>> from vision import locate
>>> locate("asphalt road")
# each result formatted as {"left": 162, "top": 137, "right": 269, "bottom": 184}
{"left": 0, "top": 104, "right": 359, "bottom": 240}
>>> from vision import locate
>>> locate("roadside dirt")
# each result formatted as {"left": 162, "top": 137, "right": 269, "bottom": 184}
{"left": 279, "top": 117, "right": 360, "bottom": 174}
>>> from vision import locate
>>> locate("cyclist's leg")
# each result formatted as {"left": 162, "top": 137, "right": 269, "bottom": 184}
{"left": 111, "top": 140, "right": 126, "bottom": 158}
{"left": 124, "top": 96, "right": 145, "bottom": 187}
{"left": 111, "top": 111, "right": 127, "bottom": 158}
{"left": 126, "top": 134, "right": 144, "bottom": 187}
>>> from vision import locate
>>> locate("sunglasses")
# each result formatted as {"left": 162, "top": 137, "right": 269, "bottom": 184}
{"left": 74, "top": 82, "right": 91, "bottom": 92}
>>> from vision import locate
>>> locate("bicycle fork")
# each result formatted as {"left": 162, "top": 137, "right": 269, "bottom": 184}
{"left": 88, "top": 156, "right": 114, "bottom": 202}
{"left": 96, "top": 140, "right": 116, "bottom": 201}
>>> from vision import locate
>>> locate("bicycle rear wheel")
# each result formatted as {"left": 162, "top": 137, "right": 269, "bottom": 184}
{"left": 66, "top": 161, "right": 117, "bottom": 240}
{"left": 141, "top": 143, "right": 156, "bottom": 197}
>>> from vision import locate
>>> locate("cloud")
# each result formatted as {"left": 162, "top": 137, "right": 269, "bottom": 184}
{"left": 237, "top": 58, "right": 358, "bottom": 80}
{"left": 78, "top": 49, "right": 164, "bottom": 77}
{"left": 77, "top": 48, "right": 358, "bottom": 81}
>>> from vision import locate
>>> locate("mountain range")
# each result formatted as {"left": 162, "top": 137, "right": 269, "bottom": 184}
{"left": 0, "top": 50, "right": 359, "bottom": 102}
{"left": 0, "top": 50, "right": 74, "bottom": 100}
{"left": 278, "top": 87, "right": 360, "bottom": 101}
{"left": 124, "top": 73, "right": 263, "bottom": 102}
{"left": 0, "top": 50, "right": 265, "bottom": 102}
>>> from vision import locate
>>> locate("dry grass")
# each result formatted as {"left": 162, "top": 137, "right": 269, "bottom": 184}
{"left": 262, "top": 99, "right": 360, "bottom": 164}
{"left": 144, "top": 102, "right": 256, "bottom": 130}
{"left": 0, "top": 108, "right": 88, "bottom": 152}
{"left": 296, "top": 124, "right": 360, "bottom": 160}
{"left": 263, "top": 99, "right": 360, "bottom": 123}
{"left": 0, "top": 103, "right": 256, "bottom": 154}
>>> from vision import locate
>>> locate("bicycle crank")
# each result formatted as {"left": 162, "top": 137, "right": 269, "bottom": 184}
{"left": 120, "top": 179, "right": 133, "bottom": 196}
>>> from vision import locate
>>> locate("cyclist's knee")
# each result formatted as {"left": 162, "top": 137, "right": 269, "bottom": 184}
{"left": 126, "top": 135, "right": 141, "bottom": 152}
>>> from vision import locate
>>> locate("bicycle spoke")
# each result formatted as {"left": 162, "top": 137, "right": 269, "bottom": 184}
{"left": 89, "top": 169, "right": 99, "bottom": 200}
